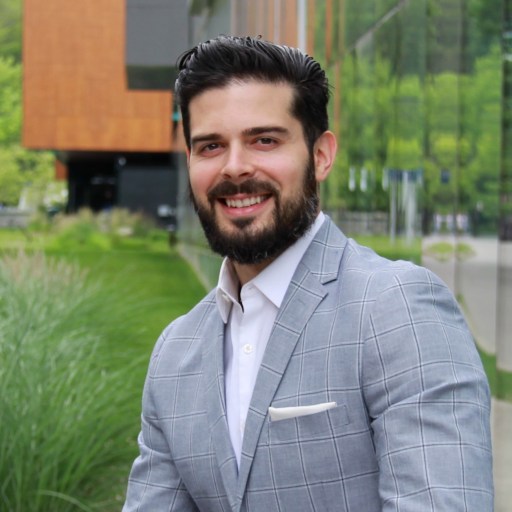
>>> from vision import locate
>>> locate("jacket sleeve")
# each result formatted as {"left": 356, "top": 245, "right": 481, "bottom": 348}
{"left": 122, "top": 337, "right": 200, "bottom": 512}
{"left": 362, "top": 266, "right": 494, "bottom": 510}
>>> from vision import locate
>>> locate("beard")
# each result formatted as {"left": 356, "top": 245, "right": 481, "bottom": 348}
{"left": 191, "top": 157, "right": 319, "bottom": 265}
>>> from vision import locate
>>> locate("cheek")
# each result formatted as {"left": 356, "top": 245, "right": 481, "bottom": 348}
{"left": 272, "top": 158, "right": 308, "bottom": 195}
{"left": 189, "top": 166, "right": 214, "bottom": 199}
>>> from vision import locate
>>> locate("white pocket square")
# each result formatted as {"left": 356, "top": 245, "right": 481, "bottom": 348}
{"left": 268, "top": 402, "right": 337, "bottom": 421}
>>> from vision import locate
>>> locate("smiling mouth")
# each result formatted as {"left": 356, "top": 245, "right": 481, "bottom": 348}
{"left": 224, "top": 195, "right": 268, "bottom": 208}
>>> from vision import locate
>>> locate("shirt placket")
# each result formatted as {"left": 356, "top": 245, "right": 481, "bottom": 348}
{"left": 237, "top": 287, "right": 258, "bottom": 439}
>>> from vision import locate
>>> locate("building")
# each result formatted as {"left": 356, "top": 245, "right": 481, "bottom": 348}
{"left": 22, "top": 0, "right": 188, "bottom": 225}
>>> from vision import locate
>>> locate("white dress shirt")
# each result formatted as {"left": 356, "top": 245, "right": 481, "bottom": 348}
{"left": 215, "top": 212, "right": 325, "bottom": 466}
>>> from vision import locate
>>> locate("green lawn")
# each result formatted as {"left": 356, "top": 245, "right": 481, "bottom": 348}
{"left": 350, "top": 233, "right": 422, "bottom": 264}
{"left": 50, "top": 248, "right": 207, "bottom": 346}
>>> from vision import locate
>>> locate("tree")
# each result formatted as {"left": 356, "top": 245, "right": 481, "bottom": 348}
{"left": 0, "top": 0, "right": 56, "bottom": 207}
{"left": 0, "top": 56, "right": 54, "bottom": 206}
{"left": 0, "top": 0, "right": 22, "bottom": 63}
{"left": 0, "top": 56, "right": 21, "bottom": 145}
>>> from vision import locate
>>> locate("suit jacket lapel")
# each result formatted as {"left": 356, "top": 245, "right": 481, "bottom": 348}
{"left": 202, "top": 306, "right": 239, "bottom": 508}
{"left": 236, "top": 218, "right": 347, "bottom": 503}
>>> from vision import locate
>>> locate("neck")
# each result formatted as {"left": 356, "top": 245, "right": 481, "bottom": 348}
{"left": 231, "top": 212, "right": 323, "bottom": 285}
{"left": 232, "top": 257, "right": 276, "bottom": 286}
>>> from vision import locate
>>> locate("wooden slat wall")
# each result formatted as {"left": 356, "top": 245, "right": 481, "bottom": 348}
{"left": 244, "top": 0, "right": 298, "bottom": 48}
{"left": 22, "top": 0, "right": 174, "bottom": 152}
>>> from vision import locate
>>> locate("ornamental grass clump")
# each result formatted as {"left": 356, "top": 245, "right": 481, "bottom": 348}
{"left": 0, "top": 252, "right": 141, "bottom": 511}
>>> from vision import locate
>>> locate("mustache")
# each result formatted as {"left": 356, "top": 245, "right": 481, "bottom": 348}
{"left": 207, "top": 179, "right": 278, "bottom": 202}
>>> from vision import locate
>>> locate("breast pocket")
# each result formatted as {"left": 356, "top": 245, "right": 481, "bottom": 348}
{"left": 268, "top": 404, "right": 350, "bottom": 443}
{"left": 263, "top": 405, "right": 350, "bottom": 487}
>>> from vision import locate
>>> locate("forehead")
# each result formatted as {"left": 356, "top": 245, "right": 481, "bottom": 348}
{"left": 188, "top": 80, "right": 298, "bottom": 133}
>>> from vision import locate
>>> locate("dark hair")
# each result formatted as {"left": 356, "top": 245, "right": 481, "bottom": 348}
{"left": 175, "top": 35, "right": 330, "bottom": 150}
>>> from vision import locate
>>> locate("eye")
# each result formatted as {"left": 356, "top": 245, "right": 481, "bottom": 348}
{"left": 254, "top": 137, "right": 278, "bottom": 149}
{"left": 197, "top": 142, "right": 222, "bottom": 155}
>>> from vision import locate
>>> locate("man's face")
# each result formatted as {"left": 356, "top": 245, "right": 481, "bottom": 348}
{"left": 187, "top": 80, "right": 321, "bottom": 265}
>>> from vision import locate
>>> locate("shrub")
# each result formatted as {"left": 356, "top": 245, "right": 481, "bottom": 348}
{"left": 48, "top": 208, "right": 111, "bottom": 251}
{"left": 0, "top": 251, "right": 142, "bottom": 511}
{"left": 44, "top": 208, "right": 160, "bottom": 251}
{"left": 98, "top": 208, "right": 155, "bottom": 238}
{"left": 423, "top": 241, "right": 476, "bottom": 261}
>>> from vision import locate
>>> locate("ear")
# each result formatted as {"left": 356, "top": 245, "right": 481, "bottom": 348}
{"left": 186, "top": 147, "right": 191, "bottom": 167}
{"left": 313, "top": 130, "right": 337, "bottom": 182}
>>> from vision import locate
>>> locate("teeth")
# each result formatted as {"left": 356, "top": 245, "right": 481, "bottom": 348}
{"left": 225, "top": 196, "right": 265, "bottom": 208}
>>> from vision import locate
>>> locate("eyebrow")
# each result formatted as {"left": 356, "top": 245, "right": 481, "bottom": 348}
{"left": 190, "top": 133, "right": 222, "bottom": 148}
{"left": 243, "top": 126, "right": 290, "bottom": 137}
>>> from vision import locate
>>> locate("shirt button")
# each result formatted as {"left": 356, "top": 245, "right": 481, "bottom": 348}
{"left": 243, "top": 343, "right": 253, "bottom": 354}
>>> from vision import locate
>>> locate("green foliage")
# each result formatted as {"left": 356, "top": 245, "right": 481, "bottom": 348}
{"left": 0, "top": 145, "right": 24, "bottom": 204}
{"left": 386, "top": 138, "right": 422, "bottom": 169}
{"left": 48, "top": 208, "right": 110, "bottom": 250}
{"left": 0, "top": 0, "right": 21, "bottom": 63}
{"left": 327, "top": 0, "right": 503, "bottom": 235}
{"left": 0, "top": 145, "right": 55, "bottom": 206}
{"left": 423, "top": 241, "right": 475, "bottom": 261}
{"left": 0, "top": 228, "right": 207, "bottom": 510}
{"left": 98, "top": 208, "right": 157, "bottom": 239}
{"left": 41, "top": 208, "right": 161, "bottom": 252}
{"left": 344, "top": 0, "right": 409, "bottom": 50}
{"left": 0, "top": 56, "right": 21, "bottom": 144}
{"left": 0, "top": 252, "right": 144, "bottom": 511}
{"left": 0, "top": 56, "right": 56, "bottom": 206}
{"left": 468, "top": 0, "right": 502, "bottom": 56}
{"left": 351, "top": 234, "right": 422, "bottom": 264}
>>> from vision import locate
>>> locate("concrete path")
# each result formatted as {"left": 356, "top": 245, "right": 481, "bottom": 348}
{"left": 492, "top": 399, "right": 512, "bottom": 511}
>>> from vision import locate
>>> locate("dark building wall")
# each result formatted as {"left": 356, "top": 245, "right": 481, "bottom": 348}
{"left": 126, "top": 0, "right": 191, "bottom": 89}
{"left": 118, "top": 154, "right": 179, "bottom": 226}
{"left": 65, "top": 152, "right": 180, "bottom": 226}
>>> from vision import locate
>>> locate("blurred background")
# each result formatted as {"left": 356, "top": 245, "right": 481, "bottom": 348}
{"left": 0, "top": 0, "right": 510, "bottom": 510}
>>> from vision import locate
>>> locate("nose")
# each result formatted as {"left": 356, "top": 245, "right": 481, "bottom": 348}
{"left": 221, "top": 143, "right": 254, "bottom": 181}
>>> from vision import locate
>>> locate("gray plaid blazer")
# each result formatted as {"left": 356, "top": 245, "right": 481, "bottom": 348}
{"left": 123, "top": 217, "right": 493, "bottom": 511}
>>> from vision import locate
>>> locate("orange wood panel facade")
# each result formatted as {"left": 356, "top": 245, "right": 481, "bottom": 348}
{"left": 22, "top": 0, "right": 174, "bottom": 152}
{"left": 242, "top": 0, "right": 320, "bottom": 50}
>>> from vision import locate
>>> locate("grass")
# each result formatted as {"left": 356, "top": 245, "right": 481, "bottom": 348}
{"left": 350, "top": 234, "right": 422, "bottom": 264}
{"left": 423, "top": 241, "right": 476, "bottom": 261}
{"left": 0, "top": 231, "right": 206, "bottom": 510}
{"left": 0, "top": 252, "right": 132, "bottom": 511}
{"left": 50, "top": 248, "right": 206, "bottom": 350}
{"left": 58, "top": 248, "right": 206, "bottom": 509}
{"left": 477, "top": 346, "right": 512, "bottom": 402}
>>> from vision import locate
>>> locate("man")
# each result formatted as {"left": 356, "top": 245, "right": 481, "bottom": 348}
{"left": 123, "top": 35, "right": 493, "bottom": 511}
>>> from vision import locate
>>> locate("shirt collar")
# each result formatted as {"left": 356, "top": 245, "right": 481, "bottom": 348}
{"left": 215, "top": 212, "right": 325, "bottom": 323}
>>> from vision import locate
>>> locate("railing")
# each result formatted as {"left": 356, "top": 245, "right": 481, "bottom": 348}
{"left": 0, "top": 209, "right": 32, "bottom": 228}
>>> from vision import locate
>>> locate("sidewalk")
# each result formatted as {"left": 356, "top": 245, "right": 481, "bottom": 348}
{"left": 492, "top": 398, "right": 512, "bottom": 511}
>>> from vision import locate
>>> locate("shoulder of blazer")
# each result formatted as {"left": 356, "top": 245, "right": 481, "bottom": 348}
{"left": 165, "top": 288, "right": 218, "bottom": 335}
{"left": 149, "top": 288, "right": 219, "bottom": 359}
{"left": 304, "top": 216, "right": 433, "bottom": 295}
